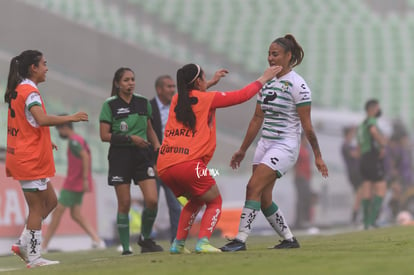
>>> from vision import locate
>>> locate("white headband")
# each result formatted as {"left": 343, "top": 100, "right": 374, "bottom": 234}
{"left": 188, "top": 64, "right": 201, "bottom": 84}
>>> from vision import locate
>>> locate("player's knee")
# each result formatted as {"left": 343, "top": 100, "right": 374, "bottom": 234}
{"left": 118, "top": 200, "right": 131, "bottom": 213}
{"left": 145, "top": 197, "right": 158, "bottom": 210}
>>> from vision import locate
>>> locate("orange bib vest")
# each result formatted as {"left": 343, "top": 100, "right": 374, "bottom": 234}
{"left": 6, "top": 83, "right": 55, "bottom": 180}
{"left": 157, "top": 90, "right": 216, "bottom": 174}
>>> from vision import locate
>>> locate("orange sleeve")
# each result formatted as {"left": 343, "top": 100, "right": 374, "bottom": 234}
{"left": 210, "top": 81, "right": 262, "bottom": 109}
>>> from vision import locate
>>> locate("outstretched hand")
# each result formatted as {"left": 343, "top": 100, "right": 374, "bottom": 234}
{"left": 71, "top": 112, "right": 88, "bottom": 122}
{"left": 207, "top": 68, "right": 229, "bottom": 88}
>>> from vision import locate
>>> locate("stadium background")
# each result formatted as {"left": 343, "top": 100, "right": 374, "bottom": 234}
{"left": 0, "top": 0, "right": 412, "bottom": 253}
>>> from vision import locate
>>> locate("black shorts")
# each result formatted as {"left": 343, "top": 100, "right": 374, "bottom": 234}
{"left": 360, "top": 152, "right": 385, "bottom": 182}
{"left": 107, "top": 145, "right": 155, "bottom": 185}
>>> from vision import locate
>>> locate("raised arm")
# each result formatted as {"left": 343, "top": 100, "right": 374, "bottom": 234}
{"left": 30, "top": 105, "right": 88, "bottom": 126}
{"left": 211, "top": 66, "right": 283, "bottom": 109}
{"left": 297, "top": 104, "right": 328, "bottom": 177}
{"left": 206, "top": 69, "right": 229, "bottom": 89}
{"left": 230, "top": 103, "right": 264, "bottom": 169}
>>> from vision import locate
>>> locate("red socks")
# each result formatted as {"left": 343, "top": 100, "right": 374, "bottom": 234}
{"left": 176, "top": 200, "right": 202, "bottom": 240}
{"left": 198, "top": 195, "right": 222, "bottom": 240}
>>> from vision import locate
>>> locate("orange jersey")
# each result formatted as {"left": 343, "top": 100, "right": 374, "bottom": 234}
{"left": 6, "top": 82, "right": 55, "bottom": 180}
{"left": 157, "top": 90, "right": 216, "bottom": 174}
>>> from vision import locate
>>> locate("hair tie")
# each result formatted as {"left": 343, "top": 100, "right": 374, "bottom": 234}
{"left": 188, "top": 64, "right": 201, "bottom": 84}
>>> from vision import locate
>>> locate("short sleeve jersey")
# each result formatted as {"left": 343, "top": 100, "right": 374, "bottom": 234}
{"left": 257, "top": 70, "right": 311, "bottom": 140}
{"left": 357, "top": 117, "right": 380, "bottom": 155}
{"left": 99, "top": 94, "right": 152, "bottom": 144}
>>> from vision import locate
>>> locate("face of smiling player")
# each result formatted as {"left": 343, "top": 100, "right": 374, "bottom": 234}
{"left": 268, "top": 43, "right": 292, "bottom": 77}
{"left": 30, "top": 55, "right": 48, "bottom": 84}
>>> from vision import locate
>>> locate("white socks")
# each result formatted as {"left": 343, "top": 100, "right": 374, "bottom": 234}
{"left": 235, "top": 202, "right": 260, "bottom": 243}
{"left": 265, "top": 209, "right": 294, "bottom": 240}
{"left": 27, "top": 229, "right": 42, "bottom": 262}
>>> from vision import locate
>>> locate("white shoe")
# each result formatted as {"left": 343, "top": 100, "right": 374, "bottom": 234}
{"left": 11, "top": 242, "right": 28, "bottom": 263}
{"left": 92, "top": 240, "right": 106, "bottom": 250}
{"left": 27, "top": 257, "right": 60, "bottom": 268}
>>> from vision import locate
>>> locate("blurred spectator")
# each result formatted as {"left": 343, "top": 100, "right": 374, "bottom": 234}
{"left": 341, "top": 126, "right": 363, "bottom": 223}
{"left": 150, "top": 75, "right": 181, "bottom": 243}
{"left": 42, "top": 120, "right": 105, "bottom": 251}
{"left": 385, "top": 120, "right": 413, "bottom": 217}
{"left": 293, "top": 133, "right": 313, "bottom": 229}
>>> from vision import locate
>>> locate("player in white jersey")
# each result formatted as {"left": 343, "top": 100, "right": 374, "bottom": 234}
{"left": 221, "top": 34, "right": 328, "bottom": 252}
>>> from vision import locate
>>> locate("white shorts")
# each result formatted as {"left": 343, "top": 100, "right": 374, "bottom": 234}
{"left": 252, "top": 137, "right": 300, "bottom": 178}
{"left": 19, "top": 178, "right": 50, "bottom": 191}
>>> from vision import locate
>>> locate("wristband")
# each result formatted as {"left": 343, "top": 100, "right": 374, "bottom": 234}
{"left": 111, "top": 134, "right": 131, "bottom": 144}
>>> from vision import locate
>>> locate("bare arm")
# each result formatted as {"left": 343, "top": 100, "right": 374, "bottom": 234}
{"left": 99, "top": 122, "right": 112, "bottom": 143}
{"left": 297, "top": 104, "right": 328, "bottom": 177}
{"left": 100, "top": 121, "right": 151, "bottom": 148}
{"left": 230, "top": 103, "right": 264, "bottom": 169}
{"left": 30, "top": 105, "right": 88, "bottom": 127}
{"left": 147, "top": 119, "right": 161, "bottom": 150}
{"left": 79, "top": 149, "right": 90, "bottom": 192}
{"left": 206, "top": 69, "right": 229, "bottom": 89}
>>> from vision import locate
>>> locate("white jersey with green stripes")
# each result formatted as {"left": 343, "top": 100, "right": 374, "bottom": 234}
{"left": 257, "top": 70, "right": 311, "bottom": 140}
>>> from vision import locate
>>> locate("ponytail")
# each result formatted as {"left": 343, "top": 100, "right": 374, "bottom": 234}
{"left": 273, "top": 34, "right": 304, "bottom": 68}
{"left": 111, "top": 67, "right": 133, "bottom": 96}
{"left": 4, "top": 50, "right": 43, "bottom": 103}
{"left": 174, "top": 63, "right": 203, "bottom": 133}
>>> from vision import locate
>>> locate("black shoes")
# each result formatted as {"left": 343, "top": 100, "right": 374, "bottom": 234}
{"left": 220, "top": 239, "right": 246, "bottom": 252}
{"left": 272, "top": 237, "right": 300, "bottom": 249}
{"left": 121, "top": 250, "right": 133, "bottom": 256}
{"left": 137, "top": 235, "right": 164, "bottom": 253}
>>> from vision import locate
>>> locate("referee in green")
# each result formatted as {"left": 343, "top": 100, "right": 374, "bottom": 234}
{"left": 99, "top": 67, "right": 163, "bottom": 254}
{"left": 357, "top": 99, "right": 387, "bottom": 229}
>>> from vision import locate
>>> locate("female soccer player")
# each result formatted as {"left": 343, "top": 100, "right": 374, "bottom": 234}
{"left": 99, "top": 67, "right": 163, "bottom": 255}
{"left": 157, "top": 63, "right": 282, "bottom": 253}
{"left": 5, "top": 50, "right": 88, "bottom": 267}
{"left": 221, "top": 34, "right": 329, "bottom": 252}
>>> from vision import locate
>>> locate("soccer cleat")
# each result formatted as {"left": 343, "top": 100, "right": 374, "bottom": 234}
{"left": 11, "top": 242, "right": 28, "bottom": 263}
{"left": 170, "top": 239, "right": 191, "bottom": 254}
{"left": 137, "top": 235, "right": 164, "bottom": 253}
{"left": 195, "top": 237, "right": 221, "bottom": 253}
{"left": 272, "top": 237, "right": 300, "bottom": 249}
{"left": 121, "top": 250, "right": 133, "bottom": 256}
{"left": 26, "top": 257, "right": 59, "bottom": 268}
{"left": 92, "top": 240, "right": 106, "bottom": 250}
{"left": 220, "top": 239, "right": 246, "bottom": 252}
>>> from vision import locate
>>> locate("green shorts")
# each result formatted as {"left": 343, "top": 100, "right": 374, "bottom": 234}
{"left": 58, "top": 189, "right": 84, "bottom": 207}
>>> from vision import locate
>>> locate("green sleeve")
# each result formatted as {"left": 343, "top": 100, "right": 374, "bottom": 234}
{"left": 69, "top": 139, "right": 82, "bottom": 158}
{"left": 366, "top": 117, "right": 377, "bottom": 128}
{"left": 99, "top": 101, "right": 112, "bottom": 124}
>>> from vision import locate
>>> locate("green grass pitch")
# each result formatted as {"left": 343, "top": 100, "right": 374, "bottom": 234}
{"left": 1, "top": 226, "right": 413, "bottom": 275}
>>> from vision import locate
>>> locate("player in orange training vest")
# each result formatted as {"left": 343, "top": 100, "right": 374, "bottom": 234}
{"left": 157, "top": 63, "right": 282, "bottom": 253}
{"left": 5, "top": 50, "right": 88, "bottom": 268}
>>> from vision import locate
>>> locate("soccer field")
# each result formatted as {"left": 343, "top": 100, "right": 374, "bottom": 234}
{"left": 1, "top": 226, "right": 413, "bottom": 275}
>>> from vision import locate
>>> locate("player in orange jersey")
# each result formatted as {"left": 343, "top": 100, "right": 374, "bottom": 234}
{"left": 157, "top": 63, "right": 282, "bottom": 253}
{"left": 4, "top": 50, "right": 88, "bottom": 268}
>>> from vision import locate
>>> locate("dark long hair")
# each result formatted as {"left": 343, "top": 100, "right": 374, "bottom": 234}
{"left": 175, "top": 63, "right": 203, "bottom": 132}
{"left": 4, "top": 50, "right": 43, "bottom": 103}
{"left": 273, "top": 34, "right": 304, "bottom": 68}
{"left": 111, "top": 67, "right": 134, "bottom": 96}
